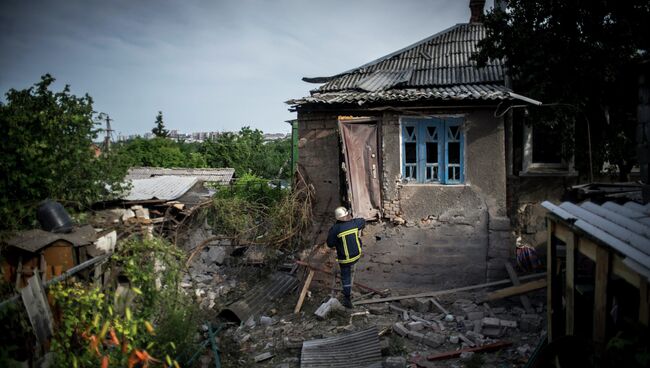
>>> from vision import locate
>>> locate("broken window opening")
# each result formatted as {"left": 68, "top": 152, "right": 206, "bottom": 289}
{"left": 401, "top": 117, "right": 464, "bottom": 184}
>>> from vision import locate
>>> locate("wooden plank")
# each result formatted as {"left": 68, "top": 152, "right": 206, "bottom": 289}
{"left": 356, "top": 272, "right": 546, "bottom": 305}
{"left": 430, "top": 298, "right": 450, "bottom": 315}
{"left": 294, "top": 260, "right": 387, "bottom": 296}
{"left": 504, "top": 262, "right": 534, "bottom": 313}
{"left": 419, "top": 341, "right": 512, "bottom": 362}
{"left": 565, "top": 233, "right": 577, "bottom": 336}
{"left": 485, "top": 279, "right": 547, "bottom": 301}
{"left": 20, "top": 275, "right": 54, "bottom": 346}
{"left": 593, "top": 245, "right": 610, "bottom": 345}
{"left": 547, "top": 219, "right": 557, "bottom": 343}
{"left": 612, "top": 253, "right": 641, "bottom": 288}
{"left": 294, "top": 270, "right": 314, "bottom": 314}
{"left": 639, "top": 277, "right": 649, "bottom": 326}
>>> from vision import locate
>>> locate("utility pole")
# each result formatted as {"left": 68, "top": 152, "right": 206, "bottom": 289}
{"left": 103, "top": 114, "right": 113, "bottom": 153}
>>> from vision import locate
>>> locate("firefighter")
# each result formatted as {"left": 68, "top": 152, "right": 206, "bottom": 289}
{"left": 326, "top": 206, "right": 365, "bottom": 308}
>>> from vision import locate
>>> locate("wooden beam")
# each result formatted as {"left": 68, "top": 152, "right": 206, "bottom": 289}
{"left": 485, "top": 279, "right": 547, "bottom": 301}
{"left": 565, "top": 233, "right": 577, "bottom": 336}
{"left": 505, "top": 262, "right": 534, "bottom": 312}
{"left": 593, "top": 245, "right": 610, "bottom": 345}
{"left": 294, "top": 260, "right": 387, "bottom": 296}
{"left": 294, "top": 270, "right": 314, "bottom": 314}
{"left": 547, "top": 219, "right": 557, "bottom": 343}
{"left": 640, "top": 277, "right": 649, "bottom": 326}
{"left": 355, "top": 272, "right": 546, "bottom": 305}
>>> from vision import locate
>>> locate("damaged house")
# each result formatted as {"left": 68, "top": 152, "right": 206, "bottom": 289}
{"left": 287, "top": 0, "right": 548, "bottom": 288}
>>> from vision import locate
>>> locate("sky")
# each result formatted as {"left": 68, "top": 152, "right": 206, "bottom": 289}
{"left": 0, "top": 0, "right": 492, "bottom": 136}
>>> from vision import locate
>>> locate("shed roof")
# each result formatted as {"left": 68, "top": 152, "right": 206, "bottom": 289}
{"left": 124, "top": 176, "right": 199, "bottom": 201}
{"left": 288, "top": 23, "right": 529, "bottom": 106}
{"left": 542, "top": 200, "right": 650, "bottom": 281}
{"left": 5, "top": 225, "right": 97, "bottom": 253}
{"left": 126, "top": 167, "right": 234, "bottom": 184}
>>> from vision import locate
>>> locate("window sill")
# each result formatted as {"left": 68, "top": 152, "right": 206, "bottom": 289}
{"left": 519, "top": 169, "right": 578, "bottom": 177}
{"left": 400, "top": 182, "right": 468, "bottom": 187}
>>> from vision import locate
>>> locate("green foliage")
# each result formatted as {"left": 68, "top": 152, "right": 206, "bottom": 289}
{"left": 151, "top": 111, "right": 169, "bottom": 138}
{"left": 216, "top": 173, "right": 284, "bottom": 204}
{"left": 201, "top": 127, "right": 290, "bottom": 179}
{"left": 0, "top": 74, "right": 129, "bottom": 230}
{"left": 476, "top": 1, "right": 650, "bottom": 179}
{"left": 48, "top": 236, "right": 197, "bottom": 368}
{"left": 115, "top": 127, "right": 290, "bottom": 179}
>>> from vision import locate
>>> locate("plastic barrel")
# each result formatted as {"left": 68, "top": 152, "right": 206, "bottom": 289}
{"left": 37, "top": 200, "right": 73, "bottom": 233}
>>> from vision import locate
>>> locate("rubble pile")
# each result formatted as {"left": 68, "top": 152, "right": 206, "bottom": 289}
{"left": 213, "top": 288, "right": 546, "bottom": 368}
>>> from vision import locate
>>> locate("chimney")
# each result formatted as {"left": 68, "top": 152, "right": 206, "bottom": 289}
{"left": 469, "top": 0, "right": 486, "bottom": 23}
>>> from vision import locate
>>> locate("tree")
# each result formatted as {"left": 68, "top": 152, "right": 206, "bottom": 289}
{"left": 475, "top": 0, "right": 650, "bottom": 180}
{"left": 151, "top": 111, "right": 169, "bottom": 138}
{"left": 0, "top": 75, "right": 129, "bottom": 229}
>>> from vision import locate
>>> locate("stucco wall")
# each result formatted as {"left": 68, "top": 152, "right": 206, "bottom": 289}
{"left": 297, "top": 107, "right": 512, "bottom": 284}
{"left": 296, "top": 112, "right": 342, "bottom": 244}
{"left": 380, "top": 109, "right": 507, "bottom": 222}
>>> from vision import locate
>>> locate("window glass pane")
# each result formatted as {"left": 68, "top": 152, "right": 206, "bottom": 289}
{"left": 448, "top": 126, "right": 460, "bottom": 141}
{"left": 426, "top": 142, "right": 437, "bottom": 163}
{"left": 405, "top": 126, "right": 415, "bottom": 141}
{"left": 405, "top": 142, "right": 416, "bottom": 163}
{"left": 532, "top": 126, "right": 562, "bottom": 163}
{"left": 448, "top": 142, "right": 460, "bottom": 164}
{"left": 426, "top": 126, "right": 437, "bottom": 141}
{"left": 448, "top": 166, "right": 459, "bottom": 181}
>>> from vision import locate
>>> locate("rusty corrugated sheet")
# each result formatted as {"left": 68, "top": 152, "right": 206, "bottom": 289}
{"left": 219, "top": 272, "right": 299, "bottom": 323}
{"left": 300, "top": 327, "right": 382, "bottom": 368}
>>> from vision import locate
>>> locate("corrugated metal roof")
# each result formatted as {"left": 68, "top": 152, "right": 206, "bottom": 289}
{"left": 124, "top": 176, "right": 198, "bottom": 201}
{"left": 126, "top": 167, "right": 234, "bottom": 184}
{"left": 287, "top": 84, "right": 512, "bottom": 105}
{"left": 5, "top": 225, "right": 97, "bottom": 252}
{"left": 542, "top": 200, "right": 650, "bottom": 281}
{"left": 300, "top": 327, "right": 382, "bottom": 368}
{"left": 218, "top": 272, "right": 299, "bottom": 323}
{"left": 289, "top": 23, "right": 512, "bottom": 107}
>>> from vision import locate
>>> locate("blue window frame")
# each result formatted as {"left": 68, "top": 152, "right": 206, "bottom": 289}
{"left": 401, "top": 117, "right": 464, "bottom": 184}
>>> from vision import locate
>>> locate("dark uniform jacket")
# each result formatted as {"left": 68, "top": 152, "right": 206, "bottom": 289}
{"left": 326, "top": 218, "right": 366, "bottom": 264}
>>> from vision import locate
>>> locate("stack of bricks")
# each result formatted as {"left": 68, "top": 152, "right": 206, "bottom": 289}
{"left": 382, "top": 199, "right": 401, "bottom": 219}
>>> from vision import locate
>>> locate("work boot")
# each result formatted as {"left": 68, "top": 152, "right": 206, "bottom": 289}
{"left": 341, "top": 297, "right": 353, "bottom": 309}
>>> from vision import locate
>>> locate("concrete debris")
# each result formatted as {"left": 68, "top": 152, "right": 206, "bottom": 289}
{"left": 406, "top": 321, "right": 424, "bottom": 331}
{"left": 260, "top": 316, "right": 274, "bottom": 326}
{"left": 314, "top": 297, "right": 344, "bottom": 320}
{"left": 459, "top": 351, "right": 475, "bottom": 361}
{"left": 384, "top": 356, "right": 407, "bottom": 368}
{"left": 254, "top": 352, "right": 274, "bottom": 363}
{"left": 392, "top": 322, "right": 409, "bottom": 337}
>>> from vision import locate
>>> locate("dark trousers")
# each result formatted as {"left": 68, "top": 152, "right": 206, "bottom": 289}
{"left": 340, "top": 262, "right": 357, "bottom": 299}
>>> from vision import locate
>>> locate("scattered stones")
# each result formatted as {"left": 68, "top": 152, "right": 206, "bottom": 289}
{"left": 260, "top": 316, "right": 274, "bottom": 326}
{"left": 406, "top": 329, "right": 425, "bottom": 342}
{"left": 444, "top": 314, "right": 455, "bottom": 322}
{"left": 254, "top": 352, "right": 274, "bottom": 363}
{"left": 393, "top": 322, "right": 409, "bottom": 337}
{"left": 414, "top": 298, "right": 430, "bottom": 313}
{"left": 500, "top": 319, "right": 517, "bottom": 328}
{"left": 459, "top": 351, "right": 475, "bottom": 361}
{"left": 423, "top": 332, "right": 445, "bottom": 347}
{"left": 384, "top": 356, "right": 407, "bottom": 368}
{"left": 482, "top": 317, "right": 501, "bottom": 327}
{"left": 466, "top": 311, "right": 484, "bottom": 321}
{"left": 368, "top": 304, "right": 389, "bottom": 315}
{"left": 407, "top": 321, "right": 424, "bottom": 331}
{"left": 449, "top": 335, "right": 460, "bottom": 344}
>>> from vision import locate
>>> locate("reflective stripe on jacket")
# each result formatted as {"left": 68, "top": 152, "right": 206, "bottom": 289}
{"left": 327, "top": 218, "right": 365, "bottom": 264}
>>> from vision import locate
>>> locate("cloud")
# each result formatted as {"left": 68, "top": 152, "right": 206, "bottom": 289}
{"left": 0, "top": 0, "right": 486, "bottom": 134}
